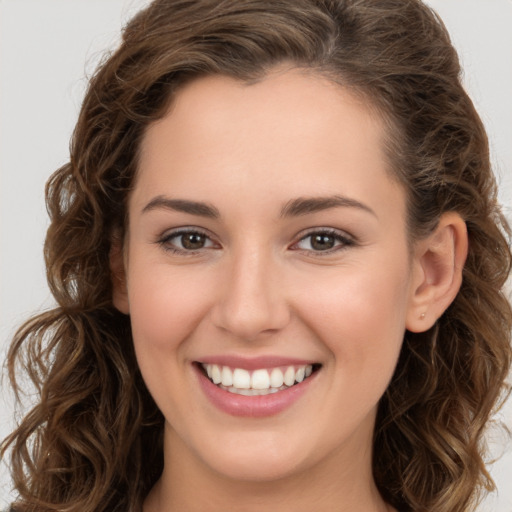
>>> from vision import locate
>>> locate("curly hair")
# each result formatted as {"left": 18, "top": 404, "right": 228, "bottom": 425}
{"left": 2, "top": 1, "right": 511, "bottom": 511}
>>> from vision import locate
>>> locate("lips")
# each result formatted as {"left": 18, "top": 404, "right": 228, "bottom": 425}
{"left": 194, "top": 357, "right": 321, "bottom": 417}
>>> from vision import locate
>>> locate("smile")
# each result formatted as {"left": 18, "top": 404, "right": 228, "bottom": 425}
{"left": 201, "top": 363, "right": 317, "bottom": 396}
{"left": 195, "top": 360, "right": 322, "bottom": 417}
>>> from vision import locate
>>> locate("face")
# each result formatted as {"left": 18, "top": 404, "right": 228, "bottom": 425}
{"left": 117, "top": 68, "right": 420, "bottom": 484}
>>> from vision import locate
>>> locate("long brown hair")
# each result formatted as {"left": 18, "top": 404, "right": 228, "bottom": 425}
{"left": 2, "top": 1, "right": 511, "bottom": 511}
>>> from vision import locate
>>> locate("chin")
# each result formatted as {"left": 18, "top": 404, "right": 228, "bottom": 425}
{"left": 194, "top": 430, "right": 312, "bottom": 483}
{"left": 210, "top": 454, "right": 305, "bottom": 483}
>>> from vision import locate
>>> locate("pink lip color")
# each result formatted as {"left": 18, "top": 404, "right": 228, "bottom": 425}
{"left": 197, "top": 355, "right": 316, "bottom": 371}
{"left": 194, "top": 363, "right": 318, "bottom": 418}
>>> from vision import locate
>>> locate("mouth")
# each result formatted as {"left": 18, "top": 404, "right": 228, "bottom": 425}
{"left": 197, "top": 362, "right": 322, "bottom": 396}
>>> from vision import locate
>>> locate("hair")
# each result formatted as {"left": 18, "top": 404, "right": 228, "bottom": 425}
{"left": 2, "top": 0, "right": 511, "bottom": 511}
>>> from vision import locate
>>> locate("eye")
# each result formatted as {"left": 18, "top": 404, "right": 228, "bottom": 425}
{"left": 292, "top": 229, "right": 354, "bottom": 253}
{"left": 158, "top": 229, "right": 217, "bottom": 254}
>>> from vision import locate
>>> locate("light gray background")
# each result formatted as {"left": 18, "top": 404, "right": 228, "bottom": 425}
{"left": 1, "top": 0, "right": 511, "bottom": 509}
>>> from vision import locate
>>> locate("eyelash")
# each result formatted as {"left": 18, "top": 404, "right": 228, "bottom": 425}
{"left": 156, "top": 227, "right": 356, "bottom": 256}
{"left": 291, "top": 228, "right": 355, "bottom": 255}
{"left": 157, "top": 228, "right": 216, "bottom": 255}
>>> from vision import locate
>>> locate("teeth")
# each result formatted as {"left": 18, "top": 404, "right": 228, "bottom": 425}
{"left": 211, "top": 364, "right": 222, "bottom": 384}
{"left": 284, "top": 366, "right": 295, "bottom": 386}
{"left": 269, "top": 367, "right": 284, "bottom": 388}
{"left": 232, "top": 368, "right": 251, "bottom": 389}
{"left": 219, "top": 384, "right": 287, "bottom": 396}
{"left": 221, "top": 366, "right": 233, "bottom": 386}
{"left": 202, "top": 363, "right": 315, "bottom": 392}
{"left": 251, "top": 369, "right": 270, "bottom": 389}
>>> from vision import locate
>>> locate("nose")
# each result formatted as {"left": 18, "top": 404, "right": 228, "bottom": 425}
{"left": 211, "top": 246, "right": 291, "bottom": 341}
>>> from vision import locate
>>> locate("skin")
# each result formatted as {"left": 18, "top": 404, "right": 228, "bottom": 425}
{"left": 112, "top": 67, "right": 467, "bottom": 511}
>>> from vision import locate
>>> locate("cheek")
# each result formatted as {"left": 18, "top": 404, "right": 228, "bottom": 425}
{"left": 127, "top": 260, "right": 215, "bottom": 361}
{"left": 126, "top": 260, "right": 219, "bottom": 422}
{"left": 294, "top": 258, "right": 411, "bottom": 370}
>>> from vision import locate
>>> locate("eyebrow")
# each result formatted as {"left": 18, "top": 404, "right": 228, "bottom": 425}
{"left": 280, "top": 195, "right": 377, "bottom": 218}
{"left": 141, "top": 196, "right": 220, "bottom": 218}
{"left": 141, "top": 194, "right": 376, "bottom": 219}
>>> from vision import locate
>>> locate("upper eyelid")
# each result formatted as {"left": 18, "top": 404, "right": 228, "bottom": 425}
{"left": 294, "top": 227, "right": 355, "bottom": 241}
{"left": 158, "top": 226, "right": 353, "bottom": 238}
{"left": 159, "top": 226, "right": 214, "bottom": 240}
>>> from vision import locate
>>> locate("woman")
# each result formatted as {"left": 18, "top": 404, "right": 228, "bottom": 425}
{"left": 2, "top": 0, "right": 511, "bottom": 511}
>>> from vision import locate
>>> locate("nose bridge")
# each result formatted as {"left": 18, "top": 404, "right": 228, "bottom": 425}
{"left": 212, "top": 242, "right": 289, "bottom": 339}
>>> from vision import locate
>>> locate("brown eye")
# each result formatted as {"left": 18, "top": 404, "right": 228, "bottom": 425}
{"left": 181, "top": 232, "right": 207, "bottom": 250}
{"left": 293, "top": 229, "right": 354, "bottom": 253}
{"left": 159, "top": 229, "right": 216, "bottom": 253}
{"left": 310, "top": 234, "right": 336, "bottom": 251}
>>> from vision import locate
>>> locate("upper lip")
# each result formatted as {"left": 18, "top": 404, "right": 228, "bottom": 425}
{"left": 196, "top": 355, "right": 319, "bottom": 370}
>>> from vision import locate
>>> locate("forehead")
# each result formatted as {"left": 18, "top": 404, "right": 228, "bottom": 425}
{"left": 133, "top": 68, "right": 406, "bottom": 225}
{"left": 145, "top": 68, "right": 383, "bottom": 138}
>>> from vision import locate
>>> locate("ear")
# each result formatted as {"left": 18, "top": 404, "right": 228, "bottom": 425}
{"left": 406, "top": 212, "right": 468, "bottom": 333}
{"left": 110, "top": 236, "right": 130, "bottom": 314}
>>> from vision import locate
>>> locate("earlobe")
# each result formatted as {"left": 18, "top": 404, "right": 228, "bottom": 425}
{"left": 406, "top": 213, "right": 468, "bottom": 333}
{"left": 110, "top": 237, "right": 130, "bottom": 315}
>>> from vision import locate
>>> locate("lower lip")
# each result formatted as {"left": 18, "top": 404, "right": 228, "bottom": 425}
{"left": 194, "top": 365, "right": 318, "bottom": 418}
